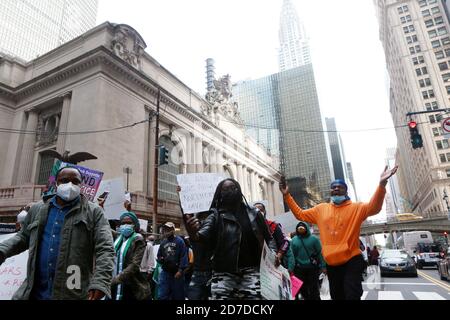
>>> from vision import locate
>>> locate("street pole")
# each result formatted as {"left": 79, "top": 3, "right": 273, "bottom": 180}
{"left": 123, "top": 167, "right": 132, "bottom": 191}
{"left": 152, "top": 89, "right": 161, "bottom": 236}
{"left": 443, "top": 190, "right": 450, "bottom": 220}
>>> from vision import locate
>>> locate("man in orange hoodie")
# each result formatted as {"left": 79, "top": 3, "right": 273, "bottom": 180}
{"left": 279, "top": 165, "right": 398, "bottom": 300}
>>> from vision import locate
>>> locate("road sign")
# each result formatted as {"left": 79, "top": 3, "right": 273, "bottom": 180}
{"left": 443, "top": 118, "right": 450, "bottom": 139}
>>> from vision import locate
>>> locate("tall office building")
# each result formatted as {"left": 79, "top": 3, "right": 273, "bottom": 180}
{"left": 385, "top": 147, "right": 404, "bottom": 219}
{"left": 233, "top": 64, "right": 334, "bottom": 203}
{"left": 326, "top": 118, "right": 348, "bottom": 180}
{"left": 278, "top": 0, "right": 311, "bottom": 71}
{"left": 374, "top": 0, "right": 450, "bottom": 216}
{"left": 0, "top": 0, "right": 98, "bottom": 61}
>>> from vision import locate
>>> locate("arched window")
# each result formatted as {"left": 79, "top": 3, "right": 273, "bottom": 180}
{"left": 159, "top": 136, "right": 180, "bottom": 201}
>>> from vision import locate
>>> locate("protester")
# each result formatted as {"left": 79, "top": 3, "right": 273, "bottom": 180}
{"left": 279, "top": 165, "right": 398, "bottom": 300}
{"left": 370, "top": 245, "right": 380, "bottom": 266}
{"left": 0, "top": 166, "right": 115, "bottom": 300}
{"left": 291, "top": 221, "right": 325, "bottom": 300}
{"left": 366, "top": 246, "right": 372, "bottom": 266}
{"left": 141, "top": 235, "right": 157, "bottom": 296}
{"left": 183, "top": 236, "right": 195, "bottom": 296}
{"left": 157, "top": 222, "right": 187, "bottom": 300}
{"left": 111, "top": 211, "right": 150, "bottom": 300}
{"left": 15, "top": 203, "right": 33, "bottom": 232}
{"left": 184, "top": 179, "right": 275, "bottom": 300}
{"left": 254, "top": 202, "right": 290, "bottom": 267}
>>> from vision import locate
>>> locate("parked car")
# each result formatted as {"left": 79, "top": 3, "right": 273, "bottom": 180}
{"left": 380, "top": 249, "right": 418, "bottom": 277}
{"left": 437, "top": 247, "right": 450, "bottom": 281}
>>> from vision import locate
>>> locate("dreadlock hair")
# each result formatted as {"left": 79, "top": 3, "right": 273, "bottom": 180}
{"left": 210, "top": 178, "right": 251, "bottom": 211}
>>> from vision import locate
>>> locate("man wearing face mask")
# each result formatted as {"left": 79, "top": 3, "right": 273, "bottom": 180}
{"left": 0, "top": 167, "right": 115, "bottom": 300}
{"left": 279, "top": 166, "right": 398, "bottom": 300}
{"left": 185, "top": 179, "right": 275, "bottom": 300}
{"left": 111, "top": 212, "right": 151, "bottom": 300}
{"left": 157, "top": 222, "right": 187, "bottom": 300}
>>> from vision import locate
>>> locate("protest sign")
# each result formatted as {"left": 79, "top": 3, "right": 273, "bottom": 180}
{"left": 139, "top": 219, "right": 148, "bottom": 232}
{"left": 47, "top": 161, "right": 104, "bottom": 202}
{"left": 95, "top": 178, "right": 126, "bottom": 220}
{"left": 260, "top": 242, "right": 292, "bottom": 300}
{"left": 0, "top": 234, "right": 28, "bottom": 300}
{"left": 290, "top": 275, "right": 303, "bottom": 298}
{"left": 176, "top": 173, "right": 225, "bottom": 214}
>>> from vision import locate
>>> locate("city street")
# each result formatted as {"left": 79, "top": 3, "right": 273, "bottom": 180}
{"left": 361, "top": 266, "right": 450, "bottom": 300}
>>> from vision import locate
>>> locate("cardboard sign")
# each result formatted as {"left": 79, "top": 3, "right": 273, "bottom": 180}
{"left": 176, "top": 173, "right": 225, "bottom": 214}
{"left": 139, "top": 219, "right": 148, "bottom": 232}
{"left": 0, "top": 233, "right": 28, "bottom": 300}
{"left": 95, "top": 178, "right": 126, "bottom": 220}
{"left": 260, "top": 242, "right": 292, "bottom": 300}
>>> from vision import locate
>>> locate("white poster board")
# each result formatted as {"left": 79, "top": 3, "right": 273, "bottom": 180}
{"left": 139, "top": 219, "right": 148, "bottom": 232}
{"left": 0, "top": 233, "right": 28, "bottom": 300}
{"left": 260, "top": 242, "right": 292, "bottom": 300}
{"left": 176, "top": 173, "right": 225, "bottom": 214}
{"left": 95, "top": 178, "right": 126, "bottom": 220}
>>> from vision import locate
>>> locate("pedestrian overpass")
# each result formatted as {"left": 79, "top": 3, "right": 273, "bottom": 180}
{"left": 360, "top": 215, "right": 450, "bottom": 235}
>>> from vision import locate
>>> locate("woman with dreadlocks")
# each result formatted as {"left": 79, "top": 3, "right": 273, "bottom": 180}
{"left": 184, "top": 178, "right": 275, "bottom": 300}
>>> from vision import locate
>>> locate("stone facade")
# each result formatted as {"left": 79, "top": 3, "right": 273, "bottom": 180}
{"left": 0, "top": 23, "right": 284, "bottom": 229}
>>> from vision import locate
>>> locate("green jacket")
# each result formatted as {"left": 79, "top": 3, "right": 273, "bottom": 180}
{"left": 290, "top": 222, "right": 326, "bottom": 269}
{"left": 0, "top": 195, "right": 115, "bottom": 300}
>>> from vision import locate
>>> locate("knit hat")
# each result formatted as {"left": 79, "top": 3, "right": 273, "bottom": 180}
{"left": 330, "top": 179, "right": 348, "bottom": 191}
{"left": 120, "top": 211, "right": 140, "bottom": 230}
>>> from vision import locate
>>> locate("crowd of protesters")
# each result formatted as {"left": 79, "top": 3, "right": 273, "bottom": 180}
{"left": 0, "top": 165, "right": 397, "bottom": 300}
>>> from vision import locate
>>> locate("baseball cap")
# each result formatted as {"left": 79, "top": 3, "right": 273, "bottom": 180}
{"left": 163, "top": 222, "right": 175, "bottom": 229}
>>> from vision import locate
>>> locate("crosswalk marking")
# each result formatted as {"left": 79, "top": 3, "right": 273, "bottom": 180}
{"left": 412, "top": 292, "right": 446, "bottom": 300}
{"left": 378, "top": 291, "right": 404, "bottom": 300}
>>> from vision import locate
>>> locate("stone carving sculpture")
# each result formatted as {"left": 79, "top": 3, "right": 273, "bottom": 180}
{"left": 111, "top": 24, "right": 147, "bottom": 69}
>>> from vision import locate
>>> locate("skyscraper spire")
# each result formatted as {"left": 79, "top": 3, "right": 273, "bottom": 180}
{"left": 278, "top": 0, "right": 311, "bottom": 71}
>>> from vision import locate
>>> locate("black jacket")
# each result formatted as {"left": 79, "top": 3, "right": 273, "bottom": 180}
{"left": 196, "top": 205, "right": 275, "bottom": 273}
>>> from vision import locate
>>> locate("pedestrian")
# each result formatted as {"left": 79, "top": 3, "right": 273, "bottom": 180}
{"left": 290, "top": 221, "right": 326, "bottom": 300}
{"left": 279, "top": 165, "right": 398, "bottom": 300}
{"left": 157, "top": 222, "right": 187, "bottom": 300}
{"left": 370, "top": 246, "right": 380, "bottom": 266}
{"left": 184, "top": 179, "right": 275, "bottom": 300}
{"left": 139, "top": 235, "right": 156, "bottom": 298}
{"left": 0, "top": 166, "right": 115, "bottom": 300}
{"left": 254, "top": 202, "right": 290, "bottom": 267}
{"left": 183, "top": 236, "right": 195, "bottom": 296}
{"left": 111, "top": 211, "right": 151, "bottom": 300}
{"left": 15, "top": 203, "right": 33, "bottom": 232}
{"left": 366, "top": 246, "right": 372, "bottom": 266}
{"left": 176, "top": 184, "right": 214, "bottom": 301}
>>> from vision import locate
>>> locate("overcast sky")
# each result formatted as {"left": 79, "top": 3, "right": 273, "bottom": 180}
{"left": 97, "top": 0, "right": 398, "bottom": 225}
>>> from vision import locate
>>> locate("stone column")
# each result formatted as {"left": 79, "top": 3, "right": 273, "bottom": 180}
{"left": 250, "top": 171, "right": 257, "bottom": 201}
{"left": 56, "top": 92, "right": 72, "bottom": 154}
{"left": 216, "top": 149, "right": 223, "bottom": 174}
{"left": 195, "top": 137, "right": 204, "bottom": 173}
{"left": 186, "top": 134, "right": 194, "bottom": 173}
{"left": 241, "top": 166, "right": 248, "bottom": 198}
{"left": 209, "top": 148, "right": 216, "bottom": 173}
{"left": 17, "top": 111, "right": 39, "bottom": 184}
{"left": 236, "top": 163, "right": 244, "bottom": 190}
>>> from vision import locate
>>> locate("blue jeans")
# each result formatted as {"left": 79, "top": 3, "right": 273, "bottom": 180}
{"left": 187, "top": 270, "right": 212, "bottom": 300}
{"left": 158, "top": 270, "right": 185, "bottom": 300}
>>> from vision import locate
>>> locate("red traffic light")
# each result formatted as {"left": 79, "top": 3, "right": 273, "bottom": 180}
{"left": 408, "top": 121, "right": 417, "bottom": 129}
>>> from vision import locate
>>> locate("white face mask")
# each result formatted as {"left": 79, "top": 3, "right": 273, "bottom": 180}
{"left": 57, "top": 182, "right": 81, "bottom": 202}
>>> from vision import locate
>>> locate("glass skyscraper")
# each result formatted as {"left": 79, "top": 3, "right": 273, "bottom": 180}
{"left": 233, "top": 64, "right": 334, "bottom": 202}
{"left": 0, "top": 0, "right": 98, "bottom": 61}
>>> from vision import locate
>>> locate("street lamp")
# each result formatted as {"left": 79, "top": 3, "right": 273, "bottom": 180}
{"left": 123, "top": 167, "right": 132, "bottom": 192}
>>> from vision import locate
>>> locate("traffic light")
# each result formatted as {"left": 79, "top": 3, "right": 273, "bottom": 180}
{"left": 408, "top": 121, "right": 423, "bottom": 149}
{"left": 158, "top": 145, "right": 169, "bottom": 165}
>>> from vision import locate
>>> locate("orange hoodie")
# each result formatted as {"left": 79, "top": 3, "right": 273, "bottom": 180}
{"left": 284, "top": 185, "right": 386, "bottom": 266}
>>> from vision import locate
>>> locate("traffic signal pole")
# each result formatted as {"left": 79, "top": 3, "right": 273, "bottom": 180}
{"left": 406, "top": 108, "right": 450, "bottom": 117}
{"left": 152, "top": 89, "right": 161, "bottom": 236}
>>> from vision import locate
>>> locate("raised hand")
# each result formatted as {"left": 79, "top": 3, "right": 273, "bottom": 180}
{"left": 380, "top": 165, "right": 398, "bottom": 186}
{"left": 279, "top": 176, "right": 289, "bottom": 195}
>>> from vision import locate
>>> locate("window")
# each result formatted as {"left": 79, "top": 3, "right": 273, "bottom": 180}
{"left": 435, "top": 16, "right": 444, "bottom": 25}
{"left": 432, "top": 39, "right": 441, "bottom": 48}
{"left": 438, "top": 27, "right": 447, "bottom": 36}
{"left": 443, "top": 73, "right": 450, "bottom": 82}
{"left": 437, "top": 141, "right": 443, "bottom": 149}
{"left": 426, "top": 101, "right": 439, "bottom": 110}
{"left": 401, "top": 15, "right": 412, "bottom": 23}
{"left": 413, "top": 56, "right": 425, "bottom": 64}
{"left": 425, "top": 19, "right": 434, "bottom": 27}
{"left": 423, "top": 90, "right": 435, "bottom": 99}
{"left": 445, "top": 48, "right": 450, "bottom": 57}
{"left": 429, "top": 30, "right": 438, "bottom": 38}
{"left": 404, "top": 25, "right": 415, "bottom": 33}
{"left": 431, "top": 6, "right": 440, "bottom": 14}
{"left": 442, "top": 37, "right": 450, "bottom": 45}
{"left": 432, "top": 127, "right": 442, "bottom": 136}
{"left": 398, "top": 5, "right": 409, "bottom": 14}
{"left": 419, "top": 78, "right": 432, "bottom": 87}
{"left": 422, "top": 10, "right": 431, "bottom": 17}
{"left": 419, "top": 0, "right": 427, "bottom": 6}
{"left": 436, "top": 50, "right": 445, "bottom": 59}
{"left": 446, "top": 85, "right": 450, "bottom": 94}
{"left": 440, "top": 154, "right": 447, "bottom": 163}
{"left": 407, "top": 35, "right": 418, "bottom": 43}
{"left": 439, "top": 62, "right": 448, "bottom": 70}
{"left": 446, "top": 168, "right": 450, "bottom": 177}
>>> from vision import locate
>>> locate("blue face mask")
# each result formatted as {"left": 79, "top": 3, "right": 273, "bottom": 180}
{"left": 331, "top": 195, "right": 347, "bottom": 205}
{"left": 119, "top": 224, "right": 135, "bottom": 238}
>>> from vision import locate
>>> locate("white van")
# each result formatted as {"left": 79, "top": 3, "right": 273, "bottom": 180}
{"left": 397, "top": 231, "right": 441, "bottom": 268}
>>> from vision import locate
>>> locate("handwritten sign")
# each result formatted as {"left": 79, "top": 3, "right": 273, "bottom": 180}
{"left": 95, "top": 178, "right": 126, "bottom": 220}
{"left": 260, "top": 242, "right": 292, "bottom": 300}
{"left": 139, "top": 219, "right": 148, "bottom": 232}
{"left": 176, "top": 173, "right": 225, "bottom": 214}
{"left": 0, "top": 233, "right": 28, "bottom": 300}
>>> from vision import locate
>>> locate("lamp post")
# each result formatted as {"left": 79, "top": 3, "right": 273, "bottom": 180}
{"left": 123, "top": 167, "right": 132, "bottom": 192}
